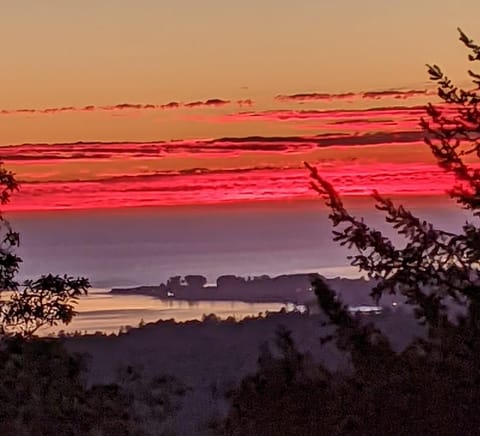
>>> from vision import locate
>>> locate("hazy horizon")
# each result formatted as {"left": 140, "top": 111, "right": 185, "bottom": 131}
{"left": 8, "top": 196, "right": 471, "bottom": 288}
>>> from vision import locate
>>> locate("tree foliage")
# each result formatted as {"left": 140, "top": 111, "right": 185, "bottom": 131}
{"left": 223, "top": 29, "right": 480, "bottom": 435}
{"left": 0, "top": 338, "right": 134, "bottom": 436}
{"left": 305, "top": 27, "right": 480, "bottom": 338}
{"left": 0, "top": 167, "right": 184, "bottom": 433}
{"left": 0, "top": 337, "right": 186, "bottom": 435}
{"left": 117, "top": 365, "right": 189, "bottom": 436}
{"left": 222, "top": 327, "right": 334, "bottom": 436}
{"left": 1, "top": 274, "right": 90, "bottom": 336}
{"left": 0, "top": 165, "right": 89, "bottom": 336}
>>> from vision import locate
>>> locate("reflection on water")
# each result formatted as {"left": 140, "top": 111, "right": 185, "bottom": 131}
{"left": 42, "top": 289, "right": 285, "bottom": 335}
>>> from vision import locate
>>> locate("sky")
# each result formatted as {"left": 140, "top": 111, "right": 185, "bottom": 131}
{"left": 1, "top": 1, "right": 480, "bottom": 211}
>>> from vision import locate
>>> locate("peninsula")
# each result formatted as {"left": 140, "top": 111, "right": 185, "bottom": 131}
{"left": 110, "top": 273, "right": 399, "bottom": 307}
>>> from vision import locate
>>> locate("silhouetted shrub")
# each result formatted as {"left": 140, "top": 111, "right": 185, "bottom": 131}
{"left": 0, "top": 338, "right": 134, "bottom": 436}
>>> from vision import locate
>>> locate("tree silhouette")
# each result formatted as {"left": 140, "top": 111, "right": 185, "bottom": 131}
{"left": 0, "top": 165, "right": 185, "bottom": 434}
{"left": 0, "top": 165, "right": 89, "bottom": 336}
{"left": 306, "top": 27, "right": 479, "bottom": 343}
{"left": 0, "top": 338, "right": 134, "bottom": 436}
{"left": 223, "top": 29, "right": 480, "bottom": 435}
{"left": 2, "top": 274, "right": 90, "bottom": 336}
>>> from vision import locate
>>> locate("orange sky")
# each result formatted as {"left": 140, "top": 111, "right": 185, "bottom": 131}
{"left": 1, "top": 2, "right": 480, "bottom": 210}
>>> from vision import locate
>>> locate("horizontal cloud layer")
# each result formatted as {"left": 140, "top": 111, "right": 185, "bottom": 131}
{"left": 275, "top": 89, "right": 434, "bottom": 102}
{"left": 4, "top": 162, "right": 474, "bottom": 212}
{"left": 0, "top": 98, "right": 235, "bottom": 116}
{"left": 1, "top": 128, "right": 475, "bottom": 212}
{"left": 0, "top": 92, "right": 462, "bottom": 211}
{"left": 0, "top": 130, "right": 426, "bottom": 163}
{"left": 1, "top": 87, "right": 436, "bottom": 120}
{"left": 224, "top": 106, "right": 427, "bottom": 121}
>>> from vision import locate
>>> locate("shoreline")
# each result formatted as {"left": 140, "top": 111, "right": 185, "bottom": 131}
{"left": 109, "top": 273, "right": 388, "bottom": 307}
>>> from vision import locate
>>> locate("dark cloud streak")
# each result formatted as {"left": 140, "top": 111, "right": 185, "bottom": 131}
{"left": 275, "top": 89, "right": 433, "bottom": 103}
{"left": 0, "top": 98, "right": 235, "bottom": 116}
{"left": 0, "top": 131, "right": 425, "bottom": 162}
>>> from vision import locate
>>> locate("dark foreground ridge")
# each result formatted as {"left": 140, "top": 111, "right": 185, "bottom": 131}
{"left": 64, "top": 308, "right": 421, "bottom": 435}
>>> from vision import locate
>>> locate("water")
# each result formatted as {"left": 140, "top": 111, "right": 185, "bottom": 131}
{"left": 8, "top": 201, "right": 363, "bottom": 288}
{"left": 3, "top": 198, "right": 472, "bottom": 332}
{"left": 42, "top": 289, "right": 285, "bottom": 335}
{"left": 8, "top": 198, "right": 470, "bottom": 287}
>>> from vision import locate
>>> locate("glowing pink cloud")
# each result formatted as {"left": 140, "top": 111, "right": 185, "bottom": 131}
{"left": 4, "top": 162, "right": 477, "bottom": 212}
{"left": 1, "top": 96, "right": 467, "bottom": 212}
{"left": 0, "top": 130, "right": 428, "bottom": 163}
{"left": 211, "top": 105, "right": 460, "bottom": 137}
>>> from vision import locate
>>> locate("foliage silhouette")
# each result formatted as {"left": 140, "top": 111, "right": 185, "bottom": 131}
{"left": 222, "top": 29, "right": 480, "bottom": 436}
{"left": 0, "top": 335, "right": 187, "bottom": 435}
{"left": 0, "top": 154, "right": 145, "bottom": 434}
{"left": 117, "top": 365, "right": 189, "bottom": 436}
{"left": 2, "top": 274, "right": 90, "bottom": 336}
{"left": 0, "top": 338, "right": 134, "bottom": 436}
{"left": 0, "top": 174, "right": 185, "bottom": 434}
{"left": 0, "top": 164, "right": 90, "bottom": 336}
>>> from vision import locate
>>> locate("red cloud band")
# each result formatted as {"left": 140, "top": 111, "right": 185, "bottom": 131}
{"left": 3, "top": 163, "right": 472, "bottom": 212}
{"left": 0, "top": 131, "right": 425, "bottom": 162}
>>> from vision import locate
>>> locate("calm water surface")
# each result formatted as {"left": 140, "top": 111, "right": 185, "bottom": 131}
{"left": 42, "top": 290, "right": 285, "bottom": 335}
{"left": 6, "top": 199, "right": 470, "bottom": 334}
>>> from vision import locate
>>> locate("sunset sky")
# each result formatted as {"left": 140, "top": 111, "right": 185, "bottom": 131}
{"left": 2, "top": 1, "right": 480, "bottom": 211}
